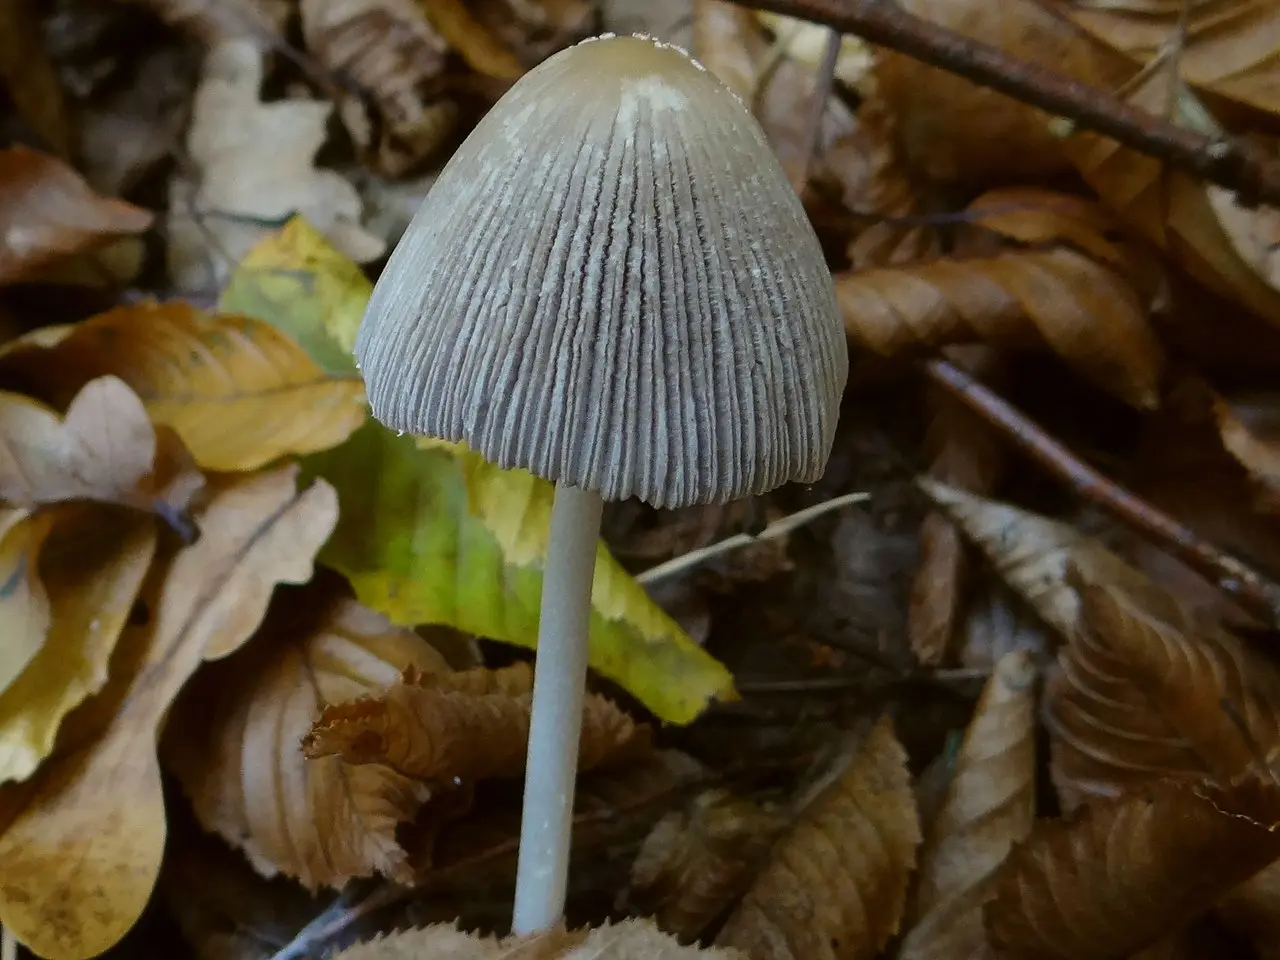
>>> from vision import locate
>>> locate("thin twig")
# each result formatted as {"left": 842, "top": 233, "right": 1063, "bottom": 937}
{"left": 636, "top": 491, "right": 869, "bottom": 585}
{"left": 789, "top": 26, "right": 842, "bottom": 194}
{"left": 923, "top": 358, "right": 1280, "bottom": 628}
{"left": 725, "top": 0, "right": 1280, "bottom": 207}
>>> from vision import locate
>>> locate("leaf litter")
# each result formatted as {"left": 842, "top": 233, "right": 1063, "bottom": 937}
{"left": 7, "top": 1, "right": 1280, "bottom": 959}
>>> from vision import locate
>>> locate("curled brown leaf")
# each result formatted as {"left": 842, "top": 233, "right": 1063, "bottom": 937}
{"left": 304, "top": 668, "right": 649, "bottom": 782}
{"left": 716, "top": 716, "right": 921, "bottom": 960}
{"left": 986, "top": 776, "right": 1280, "bottom": 960}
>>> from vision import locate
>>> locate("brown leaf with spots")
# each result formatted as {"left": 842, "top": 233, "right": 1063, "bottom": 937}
{"left": 838, "top": 190, "right": 1164, "bottom": 409}
{"left": 165, "top": 584, "right": 450, "bottom": 890}
{"left": 986, "top": 776, "right": 1280, "bottom": 960}
{"left": 304, "top": 664, "right": 650, "bottom": 783}
{"left": 0, "top": 465, "right": 337, "bottom": 959}
{"left": 900, "top": 651, "right": 1038, "bottom": 960}
{"left": 716, "top": 716, "right": 921, "bottom": 960}
{"left": 0, "top": 146, "right": 153, "bottom": 286}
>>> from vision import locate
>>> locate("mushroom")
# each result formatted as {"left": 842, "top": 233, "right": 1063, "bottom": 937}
{"left": 354, "top": 32, "right": 848, "bottom": 933}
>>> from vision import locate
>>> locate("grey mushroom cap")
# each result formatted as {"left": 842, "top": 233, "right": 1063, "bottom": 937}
{"left": 354, "top": 33, "right": 848, "bottom": 509}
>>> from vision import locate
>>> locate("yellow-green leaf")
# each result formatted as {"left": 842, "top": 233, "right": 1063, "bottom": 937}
{"left": 0, "top": 508, "right": 155, "bottom": 783}
{"left": 219, "top": 221, "right": 736, "bottom": 723}
{"left": 303, "top": 426, "right": 734, "bottom": 724}
{"left": 219, "top": 215, "right": 370, "bottom": 372}
{"left": 0, "top": 299, "right": 366, "bottom": 471}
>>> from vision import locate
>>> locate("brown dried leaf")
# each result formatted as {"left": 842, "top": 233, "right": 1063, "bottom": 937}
{"left": 917, "top": 478, "right": 1160, "bottom": 642}
{"left": 0, "top": 465, "right": 337, "bottom": 958}
{"left": 164, "top": 586, "right": 449, "bottom": 889}
{"left": 985, "top": 776, "right": 1280, "bottom": 960}
{"left": 300, "top": 0, "right": 458, "bottom": 177}
{"left": 1057, "top": 0, "right": 1280, "bottom": 116}
{"left": 1065, "top": 66, "right": 1280, "bottom": 326}
{"left": 837, "top": 194, "right": 1164, "bottom": 409}
{"left": 0, "top": 146, "right": 153, "bottom": 286}
{"left": 827, "top": 98, "right": 941, "bottom": 271}
{"left": 901, "top": 651, "right": 1038, "bottom": 960}
{"left": 130, "top": 0, "right": 290, "bottom": 45}
{"left": 630, "top": 789, "right": 786, "bottom": 941}
{"left": 304, "top": 666, "right": 650, "bottom": 782}
{"left": 1047, "top": 575, "right": 1280, "bottom": 809}
{"left": 1214, "top": 389, "right": 1280, "bottom": 514}
{"left": 334, "top": 918, "right": 748, "bottom": 960}
{"left": 716, "top": 716, "right": 921, "bottom": 960}
{"left": 0, "top": 375, "right": 203, "bottom": 526}
{"left": 872, "top": 0, "right": 1103, "bottom": 186}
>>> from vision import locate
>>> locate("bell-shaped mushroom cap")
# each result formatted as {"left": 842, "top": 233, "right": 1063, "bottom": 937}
{"left": 355, "top": 33, "right": 848, "bottom": 509}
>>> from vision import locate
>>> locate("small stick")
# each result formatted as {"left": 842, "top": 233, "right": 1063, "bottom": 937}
{"left": 723, "top": 0, "right": 1280, "bottom": 208}
{"left": 636, "top": 491, "right": 869, "bottom": 585}
{"left": 923, "top": 357, "right": 1280, "bottom": 628}
{"left": 789, "top": 26, "right": 842, "bottom": 195}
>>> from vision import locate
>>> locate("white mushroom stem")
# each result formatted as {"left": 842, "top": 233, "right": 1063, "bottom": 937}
{"left": 511, "top": 482, "right": 604, "bottom": 934}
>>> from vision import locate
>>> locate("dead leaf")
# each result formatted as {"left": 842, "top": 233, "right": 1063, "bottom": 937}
{"left": 0, "top": 507, "right": 56, "bottom": 695}
{"left": 419, "top": 0, "right": 523, "bottom": 79}
{"left": 910, "top": 346, "right": 1004, "bottom": 665}
{"left": 0, "top": 0, "right": 72, "bottom": 157}
{"left": 716, "top": 716, "right": 921, "bottom": 960}
{"left": 0, "top": 301, "right": 367, "bottom": 472}
{"left": 303, "top": 664, "right": 650, "bottom": 783}
{"left": 1059, "top": 0, "right": 1280, "bottom": 116}
{"left": 130, "top": 0, "right": 291, "bottom": 45}
{"left": 824, "top": 97, "right": 941, "bottom": 270}
{"left": 900, "top": 651, "right": 1038, "bottom": 960}
{"left": 1214, "top": 389, "right": 1280, "bottom": 513}
{"left": 918, "top": 479, "right": 1170, "bottom": 644}
{"left": 167, "top": 39, "right": 384, "bottom": 292}
{"left": 957, "top": 584, "right": 1053, "bottom": 674}
{"left": 1046, "top": 575, "right": 1280, "bottom": 809}
{"left": 1064, "top": 66, "right": 1280, "bottom": 327}
{"left": 873, "top": 0, "right": 1102, "bottom": 185}
{"left": 630, "top": 789, "right": 786, "bottom": 941}
{"left": 837, "top": 202, "right": 1164, "bottom": 409}
{"left": 985, "top": 776, "right": 1280, "bottom": 960}
{"left": 0, "top": 508, "right": 155, "bottom": 784}
{"left": 0, "top": 465, "right": 337, "bottom": 959}
{"left": 300, "top": 0, "right": 458, "bottom": 177}
{"left": 0, "top": 146, "right": 153, "bottom": 286}
{"left": 0, "top": 375, "right": 203, "bottom": 527}
{"left": 165, "top": 586, "right": 448, "bottom": 889}
{"left": 333, "top": 918, "right": 747, "bottom": 960}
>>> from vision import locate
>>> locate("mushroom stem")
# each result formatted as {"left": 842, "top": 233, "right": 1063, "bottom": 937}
{"left": 511, "top": 482, "right": 604, "bottom": 934}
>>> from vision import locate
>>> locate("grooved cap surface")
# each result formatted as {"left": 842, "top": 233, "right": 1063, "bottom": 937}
{"left": 355, "top": 33, "right": 848, "bottom": 508}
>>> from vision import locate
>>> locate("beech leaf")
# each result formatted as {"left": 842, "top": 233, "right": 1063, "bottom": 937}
{"left": 0, "top": 465, "right": 337, "bottom": 959}
{"left": 333, "top": 918, "right": 747, "bottom": 960}
{"left": 0, "top": 145, "right": 152, "bottom": 285}
{"left": 986, "top": 776, "right": 1280, "bottom": 960}
{"left": 837, "top": 190, "right": 1163, "bottom": 409}
{"left": 0, "top": 301, "right": 367, "bottom": 473}
{"left": 303, "top": 663, "right": 649, "bottom": 782}
{"left": 0, "top": 509, "right": 155, "bottom": 784}
{"left": 0, "top": 375, "right": 203, "bottom": 527}
{"left": 901, "top": 651, "right": 1037, "bottom": 959}
{"left": 164, "top": 587, "right": 449, "bottom": 890}
{"left": 715, "top": 716, "right": 921, "bottom": 960}
{"left": 0, "top": 507, "right": 56, "bottom": 694}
